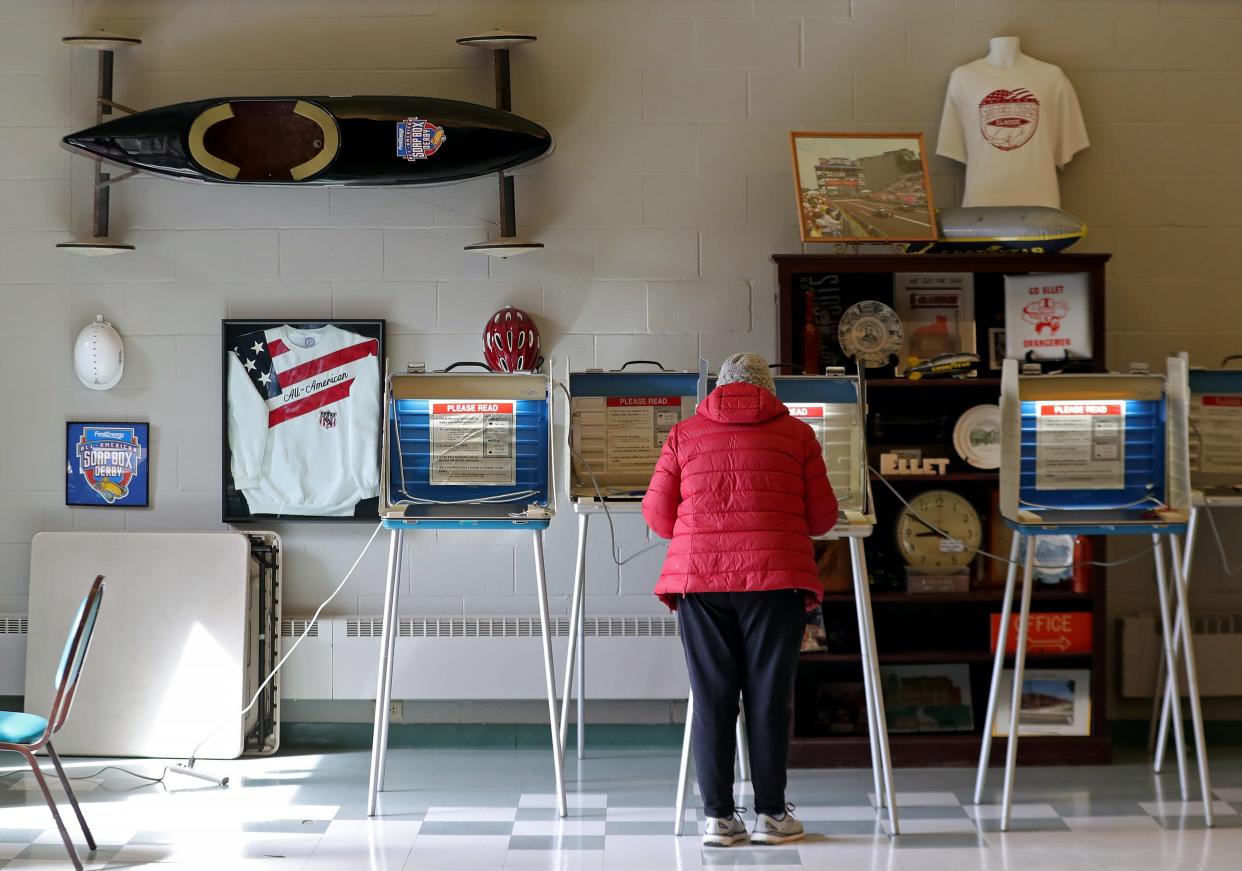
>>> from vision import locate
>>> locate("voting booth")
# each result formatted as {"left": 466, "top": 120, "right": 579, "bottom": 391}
{"left": 978, "top": 357, "right": 1209, "bottom": 830}
{"left": 668, "top": 372, "right": 900, "bottom": 835}
{"left": 558, "top": 363, "right": 705, "bottom": 762}
{"left": 367, "top": 369, "right": 566, "bottom": 817}
{"left": 1148, "top": 365, "right": 1242, "bottom": 780}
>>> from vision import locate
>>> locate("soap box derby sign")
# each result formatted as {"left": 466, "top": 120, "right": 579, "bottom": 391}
{"left": 66, "top": 421, "right": 150, "bottom": 508}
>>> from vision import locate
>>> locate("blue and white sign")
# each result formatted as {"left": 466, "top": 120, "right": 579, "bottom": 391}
{"left": 66, "top": 422, "right": 150, "bottom": 507}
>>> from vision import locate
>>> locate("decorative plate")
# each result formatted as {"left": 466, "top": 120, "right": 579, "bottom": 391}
{"left": 953, "top": 404, "right": 1002, "bottom": 469}
{"left": 838, "top": 300, "right": 903, "bottom": 368}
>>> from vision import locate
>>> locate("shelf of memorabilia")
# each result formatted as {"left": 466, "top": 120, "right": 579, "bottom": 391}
{"left": 775, "top": 251, "right": 1112, "bottom": 769}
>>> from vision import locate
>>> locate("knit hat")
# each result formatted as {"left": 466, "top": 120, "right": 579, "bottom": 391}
{"left": 717, "top": 352, "right": 777, "bottom": 395}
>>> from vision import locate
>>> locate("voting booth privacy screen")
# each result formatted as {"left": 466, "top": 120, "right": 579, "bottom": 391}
{"left": 773, "top": 375, "right": 868, "bottom": 518}
{"left": 382, "top": 372, "right": 553, "bottom": 522}
{"left": 1188, "top": 368, "right": 1242, "bottom": 492}
{"left": 704, "top": 374, "right": 869, "bottom": 520}
{"left": 568, "top": 370, "right": 701, "bottom": 499}
{"left": 999, "top": 358, "right": 1190, "bottom": 527}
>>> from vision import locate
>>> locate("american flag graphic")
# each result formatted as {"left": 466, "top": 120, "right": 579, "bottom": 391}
{"left": 232, "top": 330, "right": 378, "bottom": 429}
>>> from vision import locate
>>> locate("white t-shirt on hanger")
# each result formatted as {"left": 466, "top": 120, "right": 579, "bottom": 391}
{"left": 936, "top": 56, "right": 1088, "bottom": 209}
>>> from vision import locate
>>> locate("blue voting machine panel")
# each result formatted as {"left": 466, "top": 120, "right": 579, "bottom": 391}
{"left": 382, "top": 373, "right": 553, "bottom": 528}
{"left": 1017, "top": 397, "right": 1167, "bottom": 513}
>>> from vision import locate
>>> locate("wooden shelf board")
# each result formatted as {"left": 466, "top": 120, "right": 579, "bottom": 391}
{"left": 799, "top": 650, "right": 1093, "bottom": 664}
{"left": 866, "top": 378, "right": 1001, "bottom": 389}
{"left": 869, "top": 471, "right": 999, "bottom": 482}
{"left": 822, "top": 589, "right": 1092, "bottom": 604}
{"left": 788, "top": 732, "right": 1112, "bottom": 768}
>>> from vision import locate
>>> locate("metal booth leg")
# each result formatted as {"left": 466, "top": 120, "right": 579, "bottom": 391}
{"left": 577, "top": 578, "right": 586, "bottom": 761}
{"left": 367, "top": 528, "right": 404, "bottom": 817}
{"left": 560, "top": 513, "right": 588, "bottom": 763}
{"left": 849, "top": 536, "right": 900, "bottom": 834}
{"left": 1151, "top": 535, "right": 1189, "bottom": 799}
{"left": 532, "top": 529, "right": 568, "bottom": 818}
{"left": 975, "top": 533, "right": 1023, "bottom": 804}
{"left": 999, "top": 535, "right": 1037, "bottom": 832}
{"left": 1169, "top": 531, "right": 1214, "bottom": 826}
{"left": 854, "top": 555, "right": 885, "bottom": 810}
{"left": 674, "top": 691, "right": 694, "bottom": 835}
{"left": 1154, "top": 507, "right": 1199, "bottom": 773}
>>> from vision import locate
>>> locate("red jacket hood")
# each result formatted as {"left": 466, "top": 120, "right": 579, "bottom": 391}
{"left": 698, "top": 382, "right": 789, "bottom": 425}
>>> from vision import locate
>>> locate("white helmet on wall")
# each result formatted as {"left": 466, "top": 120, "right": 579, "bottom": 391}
{"left": 74, "top": 315, "right": 124, "bottom": 390}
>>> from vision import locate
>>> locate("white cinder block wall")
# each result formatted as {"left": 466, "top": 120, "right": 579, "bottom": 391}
{"left": 2, "top": 0, "right": 1241, "bottom": 723}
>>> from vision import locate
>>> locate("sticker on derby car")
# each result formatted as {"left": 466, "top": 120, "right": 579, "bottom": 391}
{"left": 396, "top": 117, "right": 446, "bottom": 161}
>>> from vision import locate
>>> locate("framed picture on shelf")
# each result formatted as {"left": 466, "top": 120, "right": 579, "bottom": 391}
{"left": 893, "top": 273, "right": 975, "bottom": 374}
{"left": 880, "top": 664, "right": 974, "bottom": 734}
{"left": 993, "top": 668, "right": 1092, "bottom": 737}
{"left": 221, "top": 319, "right": 385, "bottom": 523}
{"left": 790, "top": 132, "right": 937, "bottom": 245}
{"left": 815, "top": 681, "right": 869, "bottom": 736}
{"left": 66, "top": 422, "right": 150, "bottom": 508}
{"left": 988, "top": 327, "right": 1006, "bottom": 371}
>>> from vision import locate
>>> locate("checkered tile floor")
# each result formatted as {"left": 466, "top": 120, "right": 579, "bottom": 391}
{"left": 2, "top": 747, "right": 1242, "bottom": 869}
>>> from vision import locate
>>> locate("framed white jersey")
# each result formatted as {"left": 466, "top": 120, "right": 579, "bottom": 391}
{"left": 222, "top": 319, "right": 385, "bottom": 522}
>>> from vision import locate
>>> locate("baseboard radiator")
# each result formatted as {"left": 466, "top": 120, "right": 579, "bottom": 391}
{"left": 280, "top": 616, "right": 689, "bottom": 702}
{"left": 1121, "top": 613, "right": 1242, "bottom": 698}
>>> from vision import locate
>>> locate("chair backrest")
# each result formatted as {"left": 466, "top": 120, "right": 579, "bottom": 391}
{"left": 47, "top": 576, "right": 105, "bottom": 735}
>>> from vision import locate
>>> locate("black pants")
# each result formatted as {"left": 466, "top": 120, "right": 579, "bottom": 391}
{"left": 677, "top": 589, "right": 806, "bottom": 818}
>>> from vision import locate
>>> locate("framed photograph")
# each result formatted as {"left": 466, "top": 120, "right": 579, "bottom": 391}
{"left": 988, "top": 327, "right": 1006, "bottom": 370}
{"left": 880, "top": 664, "right": 974, "bottom": 734}
{"left": 66, "top": 422, "right": 150, "bottom": 508}
{"left": 790, "top": 131, "right": 937, "bottom": 244}
{"left": 222, "top": 319, "right": 385, "bottom": 523}
{"left": 993, "top": 668, "right": 1091, "bottom": 737}
{"left": 815, "top": 681, "right": 869, "bottom": 736}
{"left": 893, "top": 272, "right": 975, "bottom": 373}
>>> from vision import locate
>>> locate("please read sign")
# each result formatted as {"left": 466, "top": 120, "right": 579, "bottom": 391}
{"left": 989, "top": 612, "right": 1092, "bottom": 654}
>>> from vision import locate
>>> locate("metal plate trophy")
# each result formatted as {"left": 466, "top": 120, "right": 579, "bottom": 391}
{"left": 368, "top": 368, "right": 565, "bottom": 817}
{"left": 671, "top": 370, "right": 901, "bottom": 836}
{"left": 1149, "top": 361, "right": 1242, "bottom": 785}
{"left": 978, "top": 356, "right": 1207, "bottom": 830}
{"left": 559, "top": 360, "right": 707, "bottom": 764}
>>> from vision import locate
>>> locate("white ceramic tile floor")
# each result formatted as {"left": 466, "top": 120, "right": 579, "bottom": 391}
{"left": 0, "top": 746, "right": 1241, "bottom": 869}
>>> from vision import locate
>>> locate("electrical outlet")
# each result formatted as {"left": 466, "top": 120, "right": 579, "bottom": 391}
{"left": 388, "top": 700, "right": 403, "bottom": 720}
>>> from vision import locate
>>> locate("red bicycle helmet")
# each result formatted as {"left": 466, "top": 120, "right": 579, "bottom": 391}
{"left": 483, "top": 306, "right": 542, "bottom": 373}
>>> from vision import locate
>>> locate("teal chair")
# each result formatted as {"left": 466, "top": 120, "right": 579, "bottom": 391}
{"left": 0, "top": 576, "right": 104, "bottom": 871}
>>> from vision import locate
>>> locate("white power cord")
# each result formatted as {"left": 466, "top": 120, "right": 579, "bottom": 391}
{"left": 869, "top": 467, "right": 1160, "bottom": 571}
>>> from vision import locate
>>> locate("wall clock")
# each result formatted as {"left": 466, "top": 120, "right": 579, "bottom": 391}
{"left": 895, "top": 489, "right": 983, "bottom": 569}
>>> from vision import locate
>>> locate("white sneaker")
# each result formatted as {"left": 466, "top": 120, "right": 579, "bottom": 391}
{"left": 702, "top": 809, "right": 749, "bottom": 847}
{"left": 752, "top": 805, "right": 805, "bottom": 845}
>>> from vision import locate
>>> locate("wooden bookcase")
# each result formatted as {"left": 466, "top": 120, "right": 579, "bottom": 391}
{"left": 774, "top": 252, "right": 1112, "bottom": 768}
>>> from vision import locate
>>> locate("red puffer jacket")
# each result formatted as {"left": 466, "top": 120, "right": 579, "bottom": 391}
{"left": 642, "top": 381, "right": 838, "bottom": 610}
